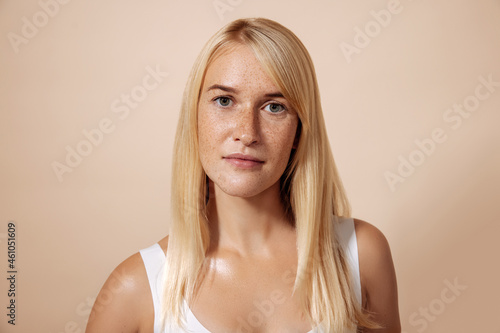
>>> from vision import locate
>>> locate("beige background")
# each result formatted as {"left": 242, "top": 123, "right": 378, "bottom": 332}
{"left": 1, "top": 0, "right": 499, "bottom": 332}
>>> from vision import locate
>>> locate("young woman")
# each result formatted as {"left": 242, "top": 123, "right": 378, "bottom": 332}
{"left": 86, "top": 18, "right": 401, "bottom": 333}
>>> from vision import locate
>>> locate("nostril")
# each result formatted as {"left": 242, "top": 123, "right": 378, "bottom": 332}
{"left": 238, "top": 133, "right": 258, "bottom": 145}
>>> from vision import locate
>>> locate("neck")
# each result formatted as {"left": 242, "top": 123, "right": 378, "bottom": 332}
{"left": 206, "top": 180, "right": 294, "bottom": 257}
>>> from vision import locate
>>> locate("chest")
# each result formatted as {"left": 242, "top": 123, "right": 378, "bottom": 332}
{"left": 188, "top": 257, "right": 315, "bottom": 333}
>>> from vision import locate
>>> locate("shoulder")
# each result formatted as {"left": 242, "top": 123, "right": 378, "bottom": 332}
{"left": 353, "top": 218, "right": 394, "bottom": 293}
{"left": 85, "top": 236, "right": 169, "bottom": 333}
{"left": 353, "top": 218, "right": 392, "bottom": 263}
{"left": 352, "top": 218, "right": 401, "bottom": 332}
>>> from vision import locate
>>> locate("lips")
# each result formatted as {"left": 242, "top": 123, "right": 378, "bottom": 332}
{"left": 223, "top": 153, "right": 264, "bottom": 169}
{"left": 224, "top": 153, "right": 263, "bottom": 163}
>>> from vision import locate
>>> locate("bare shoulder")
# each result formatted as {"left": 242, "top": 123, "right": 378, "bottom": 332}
{"left": 353, "top": 218, "right": 401, "bottom": 332}
{"left": 353, "top": 218, "right": 394, "bottom": 298}
{"left": 353, "top": 219, "right": 393, "bottom": 262}
{"left": 85, "top": 236, "right": 169, "bottom": 333}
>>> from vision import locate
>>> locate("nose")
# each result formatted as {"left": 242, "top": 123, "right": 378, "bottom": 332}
{"left": 233, "top": 106, "right": 260, "bottom": 146}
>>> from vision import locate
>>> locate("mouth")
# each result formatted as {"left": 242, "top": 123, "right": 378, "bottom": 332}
{"left": 224, "top": 153, "right": 264, "bottom": 163}
{"left": 223, "top": 153, "right": 264, "bottom": 169}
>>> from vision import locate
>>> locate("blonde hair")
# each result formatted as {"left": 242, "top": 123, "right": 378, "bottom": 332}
{"left": 162, "top": 17, "right": 381, "bottom": 332}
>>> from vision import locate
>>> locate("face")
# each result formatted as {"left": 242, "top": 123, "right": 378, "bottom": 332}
{"left": 197, "top": 43, "right": 299, "bottom": 198}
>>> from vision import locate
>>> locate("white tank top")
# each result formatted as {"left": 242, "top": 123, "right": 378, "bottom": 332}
{"left": 140, "top": 217, "right": 361, "bottom": 333}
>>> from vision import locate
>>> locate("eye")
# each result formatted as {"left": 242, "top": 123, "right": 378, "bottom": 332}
{"left": 214, "top": 97, "right": 232, "bottom": 107}
{"left": 264, "top": 103, "right": 286, "bottom": 114}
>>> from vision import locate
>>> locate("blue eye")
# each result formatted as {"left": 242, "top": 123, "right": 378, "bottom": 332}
{"left": 264, "top": 103, "right": 286, "bottom": 113}
{"left": 215, "top": 97, "right": 232, "bottom": 107}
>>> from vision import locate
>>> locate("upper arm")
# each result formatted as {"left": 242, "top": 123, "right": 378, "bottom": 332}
{"left": 354, "top": 218, "right": 401, "bottom": 333}
{"left": 85, "top": 252, "right": 153, "bottom": 333}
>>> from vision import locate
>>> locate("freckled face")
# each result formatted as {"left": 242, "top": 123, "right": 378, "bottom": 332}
{"left": 197, "top": 43, "right": 299, "bottom": 198}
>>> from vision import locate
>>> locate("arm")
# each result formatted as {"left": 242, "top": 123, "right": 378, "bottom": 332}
{"left": 85, "top": 252, "right": 153, "bottom": 333}
{"left": 354, "top": 219, "right": 401, "bottom": 332}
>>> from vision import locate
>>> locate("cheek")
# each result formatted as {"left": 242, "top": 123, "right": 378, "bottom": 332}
{"left": 198, "top": 105, "right": 230, "bottom": 144}
{"left": 198, "top": 109, "right": 223, "bottom": 166}
{"left": 265, "top": 122, "right": 297, "bottom": 163}
{"left": 198, "top": 108, "right": 214, "bottom": 145}
{"left": 272, "top": 119, "right": 298, "bottom": 148}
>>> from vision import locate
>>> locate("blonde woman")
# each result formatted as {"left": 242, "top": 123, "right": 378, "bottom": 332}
{"left": 86, "top": 18, "right": 401, "bottom": 333}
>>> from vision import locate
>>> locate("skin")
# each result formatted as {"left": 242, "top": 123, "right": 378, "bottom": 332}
{"left": 197, "top": 43, "right": 300, "bottom": 255}
{"left": 85, "top": 44, "right": 401, "bottom": 333}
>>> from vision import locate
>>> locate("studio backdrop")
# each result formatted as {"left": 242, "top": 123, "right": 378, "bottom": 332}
{"left": 1, "top": 0, "right": 499, "bottom": 332}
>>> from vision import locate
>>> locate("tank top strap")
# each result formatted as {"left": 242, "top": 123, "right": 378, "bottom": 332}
{"left": 140, "top": 243, "right": 166, "bottom": 333}
{"left": 335, "top": 216, "right": 362, "bottom": 305}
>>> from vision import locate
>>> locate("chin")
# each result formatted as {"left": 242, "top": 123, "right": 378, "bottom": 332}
{"left": 218, "top": 185, "right": 263, "bottom": 198}
{"left": 211, "top": 177, "right": 268, "bottom": 197}
{"left": 215, "top": 176, "right": 281, "bottom": 199}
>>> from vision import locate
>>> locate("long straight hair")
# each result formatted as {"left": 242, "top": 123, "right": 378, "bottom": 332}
{"left": 162, "top": 18, "right": 381, "bottom": 332}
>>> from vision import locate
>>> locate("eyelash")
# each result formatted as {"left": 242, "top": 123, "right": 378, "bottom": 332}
{"left": 214, "top": 96, "right": 233, "bottom": 107}
{"left": 212, "top": 96, "right": 287, "bottom": 114}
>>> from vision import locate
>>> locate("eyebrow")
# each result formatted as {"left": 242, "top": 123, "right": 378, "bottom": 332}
{"left": 206, "top": 84, "right": 285, "bottom": 98}
{"left": 207, "top": 84, "right": 237, "bottom": 93}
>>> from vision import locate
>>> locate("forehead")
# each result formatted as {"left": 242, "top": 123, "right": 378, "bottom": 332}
{"left": 202, "top": 43, "right": 279, "bottom": 92}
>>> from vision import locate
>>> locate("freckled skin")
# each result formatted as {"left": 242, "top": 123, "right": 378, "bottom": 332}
{"left": 86, "top": 25, "right": 400, "bottom": 333}
{"left": 198, "top": 44, "right": 299, "bottom": 198}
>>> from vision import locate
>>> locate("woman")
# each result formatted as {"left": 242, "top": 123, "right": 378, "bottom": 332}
{"left": 86, "top": 18, "right": 401, "bottom": 333}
